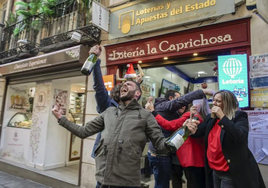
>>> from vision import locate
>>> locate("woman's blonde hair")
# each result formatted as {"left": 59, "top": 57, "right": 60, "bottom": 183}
{"left": 213, "top": 90, "right": 239, "bottom": 120}
{"left": 199, "top": 97, "right": 211, "bottom": 120}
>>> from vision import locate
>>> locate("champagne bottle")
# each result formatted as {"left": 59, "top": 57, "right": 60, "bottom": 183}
{"left": 81, "top": 53, "right": 98, "bottom": 76}
{"left": 165, "top": 117, "right": 199, "bottom": 153}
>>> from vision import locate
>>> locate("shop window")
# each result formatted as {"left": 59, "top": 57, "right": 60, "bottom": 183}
{"left": 5, "top": 84, "right": 35, "bottom": 129}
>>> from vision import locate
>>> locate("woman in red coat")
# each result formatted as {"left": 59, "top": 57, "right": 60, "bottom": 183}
{"left": 146, "top": 98, "right": 210, "bottom": 188}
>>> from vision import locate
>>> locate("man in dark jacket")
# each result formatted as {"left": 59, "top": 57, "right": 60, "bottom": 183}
{"left": 147, "top": 89, "right": 213, "bottom": 188}
{"left": 52, "top": 80, "right": 200, "bottom": 187}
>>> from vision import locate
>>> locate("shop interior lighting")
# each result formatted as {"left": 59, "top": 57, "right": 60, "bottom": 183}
{"left": 81, "top": 87, "right": 85, "bottom": 90}
{"left": 138, "top": 60, "right": 142, "bottom": 63}
{"left": 163, "top": 57, "right": 168, "bottom": 60}
{"left": 197, "top": 71, "right": 207, "bottom": 77}
{"left": 193, "top": 53, "right": 198, "bottom": 56}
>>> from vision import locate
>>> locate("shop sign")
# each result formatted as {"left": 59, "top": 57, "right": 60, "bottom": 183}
{"left": 103, "top": 74, "right": 115, "bottom": 92}
{"left": 218, "top": 54, "right": 249, "bottom": 108}
{"left": 250, "top": 88, "right": 268, "bottom": 108}
{"left": 105, "top": 20, "right": 249, "bottom": 64}
{"left": 92, "top": 1, "right": 109, "bottom": 32}
{"left": 0, "top": 45, "right": 83, "bottom": 76}
{"left": 109, "top": 0, "right": 235, "bottom": 39}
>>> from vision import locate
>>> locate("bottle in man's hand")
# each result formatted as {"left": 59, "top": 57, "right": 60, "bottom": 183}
{"left": 81, "top": 46, "right": 101, "bottom": 76}
{"left": 165, "top": 117, "right": 199, "bottom": 153}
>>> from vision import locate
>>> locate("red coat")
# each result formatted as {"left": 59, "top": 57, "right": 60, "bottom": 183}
{"left": 155, "top": 111, "right": 205, "bottom": 167}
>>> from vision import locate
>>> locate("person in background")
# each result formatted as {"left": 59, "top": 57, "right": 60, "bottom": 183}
{"left": 146, "top": 98, "right": 210, "bottom": 188}
{"left": 142, "top": 96, "right": 154, "bottom": 109}
{"left": 188, "top": 90, "right": 266, "bottom": 188}
{"left": 52, "top": 80, "right": 197, "bottom": 188}
{"left": 146, "top": 89, "right": 214, "bottom": 188}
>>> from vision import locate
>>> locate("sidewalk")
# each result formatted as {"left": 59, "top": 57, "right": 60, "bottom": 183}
{"left": 0, "top": 171, "right": 51, "bottom": 188}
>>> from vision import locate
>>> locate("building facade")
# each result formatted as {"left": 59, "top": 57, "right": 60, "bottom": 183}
{"left": 0, "top": 0, "right": 268, "bottom": 188}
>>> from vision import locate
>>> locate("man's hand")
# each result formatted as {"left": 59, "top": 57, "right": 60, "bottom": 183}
{"left": 52, "top": 105, "right": 63, "bottom": 120}
{"left": 184, "top": 119, "right": 199, "bottom": 135}
{"left": 190, "top": 106, "right": 197, "bottom": 119}
{"left": 145, "top": 101, "right": 154, "bottom": 112}
{"left": 202, "top": 89, "right": 215, "bottom": 96}
{"left": 135, "top": 74, "right": 143, "bottom": 84}
{"left": 89, "top": 45, "right": 102, "bottom": 57}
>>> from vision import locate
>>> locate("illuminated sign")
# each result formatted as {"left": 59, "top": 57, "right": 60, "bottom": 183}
{"left": 218, "top": 54, "right": 249, "bottom": 108}
{"left": 103, "top": 75, "right": 115, "bottom": 92}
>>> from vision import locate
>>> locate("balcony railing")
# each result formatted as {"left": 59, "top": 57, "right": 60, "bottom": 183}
{"left": 0, "top": 0, "right": 101, "bottom": 64}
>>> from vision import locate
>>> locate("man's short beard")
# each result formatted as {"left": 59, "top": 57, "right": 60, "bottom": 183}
{"left": 120, "top": 90, "right": 135, "bottom": 102}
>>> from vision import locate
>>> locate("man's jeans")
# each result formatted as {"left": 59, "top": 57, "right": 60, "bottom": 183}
{"left": 148, "top": 151, "right": 172, "bottom": 188}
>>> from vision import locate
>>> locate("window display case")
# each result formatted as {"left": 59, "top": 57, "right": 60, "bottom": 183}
{"left": 7, "top": 112, "right": 32, "bottom": 129}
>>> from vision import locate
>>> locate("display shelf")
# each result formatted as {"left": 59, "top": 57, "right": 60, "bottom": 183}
{"left": 7, "top": 112, "right": 32, "bottom": 129}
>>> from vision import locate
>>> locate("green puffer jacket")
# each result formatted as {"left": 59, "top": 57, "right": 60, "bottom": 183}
{"left": 58, "top": 99, "right": 168, "bottom": 187}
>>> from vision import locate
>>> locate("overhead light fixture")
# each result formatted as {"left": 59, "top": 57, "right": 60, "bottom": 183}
{"left": 138, "top": 60, "right": 142, "bottom": 63}
{"left": 81, "top": 87, "right": 85, "bottom": 90}
{"left": 163, "top": 57, "right": 168, "bottom": 60}
{"left": 193, "top": 53, "right": 198, "bottom": 56}
{"left": 144, "top": 76, "right": 150, "bottom": 78}
{"left": 197, "top": 71, "right": 207, "bottom": 78}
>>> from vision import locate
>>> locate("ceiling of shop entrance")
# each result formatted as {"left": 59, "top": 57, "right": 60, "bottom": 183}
{"left": 175, "top": 61, "right": 217, "bottom": 78}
